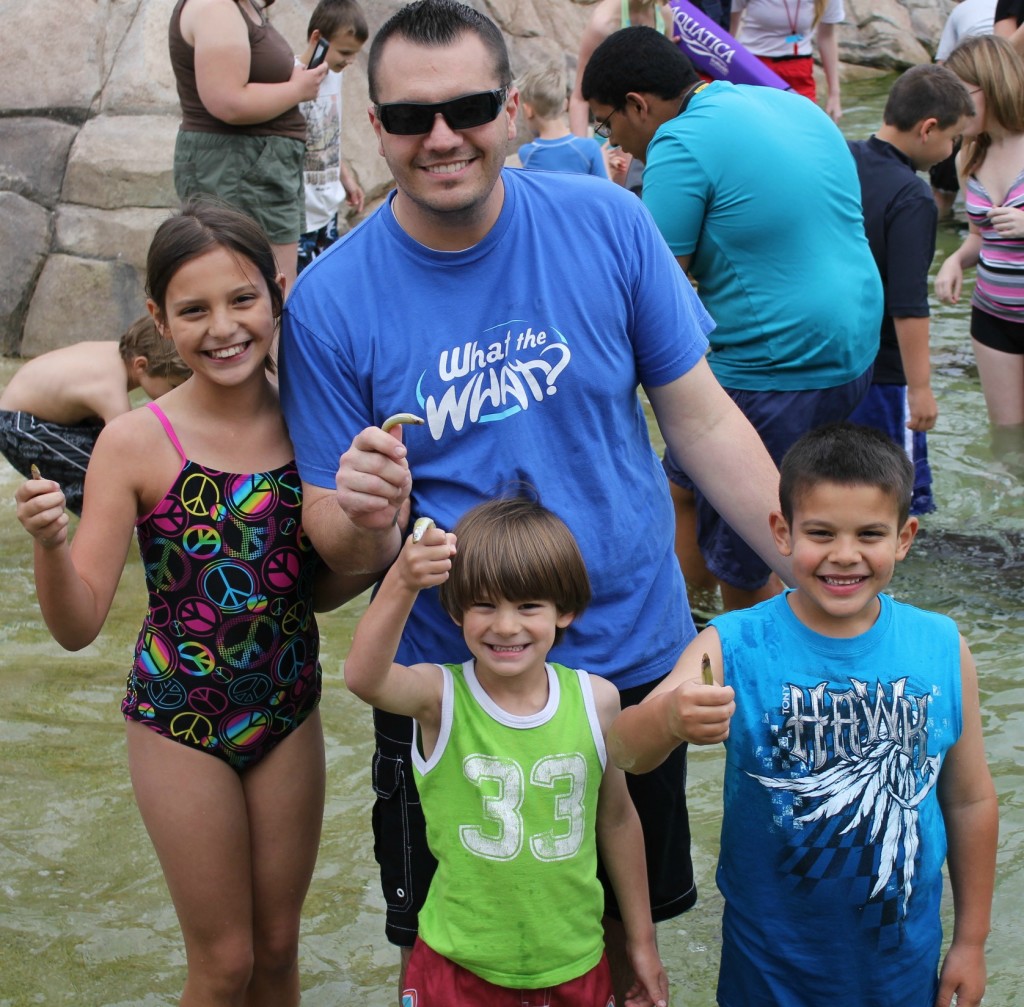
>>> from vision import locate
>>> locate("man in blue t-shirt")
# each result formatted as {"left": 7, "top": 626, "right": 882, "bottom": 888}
{"left": 278, "top": 1, "right": 789, "bottom": 1001}
{"left": 582, "top": 26, "right": 883, "bottom": 611}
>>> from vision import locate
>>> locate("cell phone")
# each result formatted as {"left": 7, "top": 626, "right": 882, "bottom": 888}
{"left": 307, "top": 37, "right": 329, "bottom": 69}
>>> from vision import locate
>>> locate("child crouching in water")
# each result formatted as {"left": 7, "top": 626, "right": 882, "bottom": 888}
{"left": 16, "top": 196, "right": 366, "bottom": 1004}
{"left": 607, "top": 422, "right": 998, "bottom": 1007}
{"left": 0, "top": 316, "right": 190, "bottom": 514}
{"left": 344, "top": 495, "right": 668, "bottom": 1007}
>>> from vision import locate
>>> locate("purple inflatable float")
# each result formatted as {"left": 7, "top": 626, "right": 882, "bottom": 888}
{"left": 667, "top": 0, "right": 792, "bottom": 90}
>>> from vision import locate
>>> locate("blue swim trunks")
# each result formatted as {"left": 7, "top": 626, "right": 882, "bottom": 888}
{"left": 847, "top": 383, "right": 935, "bottom": 515}
{"left": 663, "top": 369, "right": 872, "bottom": 590}
{"left": 0, "top": 409, "right": 100, "bottom": 515}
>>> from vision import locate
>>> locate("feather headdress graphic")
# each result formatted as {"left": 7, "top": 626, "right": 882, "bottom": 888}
{"left": 751, "top": 677, "right": 940, "bottom": 917}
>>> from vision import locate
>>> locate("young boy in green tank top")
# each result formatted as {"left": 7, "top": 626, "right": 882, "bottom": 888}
{"left": 344, "top": 496, "right": 667, "bottom": 1006}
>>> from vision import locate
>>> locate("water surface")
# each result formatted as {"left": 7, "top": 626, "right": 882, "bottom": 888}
{"left": 1, "top": 74, "right": 1021, "bottom": 1004}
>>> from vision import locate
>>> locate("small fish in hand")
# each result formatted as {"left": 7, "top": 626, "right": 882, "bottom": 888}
{"left": 412, "top": 517, "right": 435, "bottom": 543}
{"left": 382, "top": 413, "right": 425, "bottom": 433}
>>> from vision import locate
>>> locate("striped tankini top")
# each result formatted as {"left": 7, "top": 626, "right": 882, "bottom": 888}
{"left": 965, "top": 166, "right": 1024, "bottom": 321}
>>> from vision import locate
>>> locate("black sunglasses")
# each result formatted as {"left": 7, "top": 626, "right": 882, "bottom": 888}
{"left": 375, "top": 88, "right": 508, "bottom": 135}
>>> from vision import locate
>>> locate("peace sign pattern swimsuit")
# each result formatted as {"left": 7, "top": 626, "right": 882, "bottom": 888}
{"left": 121, "top": 403, "right": 322, "bottom": 770}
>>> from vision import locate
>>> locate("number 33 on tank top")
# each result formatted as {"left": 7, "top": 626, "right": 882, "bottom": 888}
{"left": 461, "top": 753, "right": 587, "bottom": 861}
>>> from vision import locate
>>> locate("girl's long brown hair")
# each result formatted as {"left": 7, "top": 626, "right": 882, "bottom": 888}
{"left": 945, "top": 34, "right": 1024, "bottom": 179}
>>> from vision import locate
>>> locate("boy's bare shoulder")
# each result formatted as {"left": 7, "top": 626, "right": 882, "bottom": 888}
{"left": 588, "top": 673, "right": 623, "bottom": 728}
{"left": 0, "top": 342, "right": 129, "bottom": 424}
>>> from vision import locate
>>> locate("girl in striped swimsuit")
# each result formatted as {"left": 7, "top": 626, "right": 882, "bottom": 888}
{"left": 936, "top": 34, "right": 1024, "bottom": 428}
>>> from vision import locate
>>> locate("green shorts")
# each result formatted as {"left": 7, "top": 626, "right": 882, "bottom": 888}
{"left": 173, "top": 130, "right": 306, "bottom": 245}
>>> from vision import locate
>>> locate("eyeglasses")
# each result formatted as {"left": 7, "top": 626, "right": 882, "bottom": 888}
{"left": 594, "top": 107, "right": 622, "bottom": 139}
{"left": 375, "top": 88, "right": 508, "bottom": 135}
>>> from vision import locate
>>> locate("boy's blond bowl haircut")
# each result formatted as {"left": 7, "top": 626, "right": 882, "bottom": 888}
{"left": 438, "top": 495, "right": 591, "bottom": 645}
{"left": 517, "top": 61, "right": 569, "bottom": 120}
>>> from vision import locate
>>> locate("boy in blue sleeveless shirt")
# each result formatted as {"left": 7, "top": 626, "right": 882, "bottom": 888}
{"left": 607, "top": 422, "right": 998, "bottom": 1007}
{"left": 344, "top": 497, "right": 667, "bottom": 1006}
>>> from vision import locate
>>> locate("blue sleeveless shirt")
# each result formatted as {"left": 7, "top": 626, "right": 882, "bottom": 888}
{"left": 711, "top": 592, "right": 962, "bottom": 1007}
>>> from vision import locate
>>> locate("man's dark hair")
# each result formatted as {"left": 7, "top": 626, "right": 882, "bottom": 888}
{"left": 581, "top": 26, "right": 698, "bottom": 108}
{"left": 883, "top": 63, "right": 975, "bottom": 131}
{"left": 367, "top": 0, "right": 511, "bottom": 103}
{"left": 779, "top": 423, "right": 915, "bottom": 528}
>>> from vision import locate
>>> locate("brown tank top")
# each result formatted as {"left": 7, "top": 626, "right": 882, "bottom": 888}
{"left": 169, "top": 0, "right": 305, "bottom": 140}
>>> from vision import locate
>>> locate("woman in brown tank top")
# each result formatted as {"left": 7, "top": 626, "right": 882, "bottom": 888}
{"left": 169, "top": 0, "right": 328, "bottom": 292}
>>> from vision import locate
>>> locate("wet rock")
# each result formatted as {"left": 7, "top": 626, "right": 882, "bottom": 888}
{"left": 0, "top": 0, "right": 958, "bottom": 355}
{"left": 0, "top": 193, "right": 50, "bottom": 355}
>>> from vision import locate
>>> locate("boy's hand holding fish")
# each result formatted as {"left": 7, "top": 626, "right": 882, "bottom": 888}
{"left": 607, "top": 631, "right": 735, "bottom": 773}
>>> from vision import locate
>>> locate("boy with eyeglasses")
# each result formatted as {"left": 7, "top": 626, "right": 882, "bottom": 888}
{"left": 278, "top": 1, "right": 790, "bottom": 1000}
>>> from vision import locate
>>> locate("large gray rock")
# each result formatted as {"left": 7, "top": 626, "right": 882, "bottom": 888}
{"left": 21, "top": 255, "right": 146, "bottom": 357}
{"left": 98, "top": 0, "right": 181, "bottom": 115}
{"left": 0, "top": 0, "right": 107, "bottom": 114}
{"left": 62, "top": 115, "right": 179, "bottom": 210}
{"left": 840, "top": 0, "right": 934, "bottom": 70}
{"left": 0, "top": 119, "right": 79, "bottom": 210}
{"left": 56, "top": 206, "right": 174, "bottom": 270}
{"left": 0, "top": 0, "right": 956, "bottom": 356}
{"left": 0, "top": 193, "right": 51, "bottom": 355}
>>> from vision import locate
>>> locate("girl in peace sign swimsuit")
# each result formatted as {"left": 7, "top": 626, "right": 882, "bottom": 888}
{"left": 16, "top": 197, "right": 368, "bottom": 1005}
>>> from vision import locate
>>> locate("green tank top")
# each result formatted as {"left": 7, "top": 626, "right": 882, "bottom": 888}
{"left": 622, "top": 0, "right": 666, "bottom": 32}
{"left": 413, "top": 661, "right": 606, "bottom": 988}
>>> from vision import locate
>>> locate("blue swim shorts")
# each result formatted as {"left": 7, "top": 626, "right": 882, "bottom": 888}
{"left": 0, "top": 409, "right": 100, "bottom": 515}
{"left": 663, "top": 368, "right": 872, "bottom": 591}
{"left": 847, "top": 382, "right": 935, "bottom": 515}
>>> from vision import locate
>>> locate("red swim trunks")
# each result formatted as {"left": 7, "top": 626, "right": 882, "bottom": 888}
{"left": 402, "top": 938, "right": 615, "bottom": 1006}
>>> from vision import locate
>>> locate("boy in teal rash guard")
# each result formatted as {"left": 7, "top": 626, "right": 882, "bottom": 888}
{"left": 344, "top": 496, "right": 668, "bottom": 1007}
{"left": 607, "top": 423, "right": 998, "bottom": 1007}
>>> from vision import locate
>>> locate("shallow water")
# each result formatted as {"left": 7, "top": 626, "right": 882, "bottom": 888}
{"left": 1, "top": 75, "right": 1022, "bottom": 1004}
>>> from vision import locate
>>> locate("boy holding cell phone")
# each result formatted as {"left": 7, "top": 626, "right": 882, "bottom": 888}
{"left": 296, "top": 0, "right": 369, "bottom": 273}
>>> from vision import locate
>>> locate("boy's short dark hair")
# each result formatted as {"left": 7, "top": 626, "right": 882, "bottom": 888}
{"left": 118, "top": 315, "right": 191, "bottom": 382}
{"left": 581, "top": 26, "right": 698, "bottom": 108}
{"left": 882, "top": 63, "right": 975, "bottom": 132}
{"left": 438, "top": 496, "right": 591, "bottom": 644}
{"left": 368, "top": 0, "right": 511, "bottom": 104}
{"left": 779, "top": 423, "right": 915, "bottom": 527}
{"left": 307, "top": 0, "right": 369, "bottom": 45}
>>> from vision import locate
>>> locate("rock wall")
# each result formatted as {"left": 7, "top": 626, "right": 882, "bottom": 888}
{"left": 0, "top": 0, "right": 954, "bottom": 356}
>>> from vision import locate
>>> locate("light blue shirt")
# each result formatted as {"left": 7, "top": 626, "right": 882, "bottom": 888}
{"left": 643, "top": 80, "right": 881, "bottom": 391}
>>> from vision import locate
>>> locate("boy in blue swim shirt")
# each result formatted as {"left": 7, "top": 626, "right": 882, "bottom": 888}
{"left": 607, "top": 422, "right": 998, "bottom": 1007}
